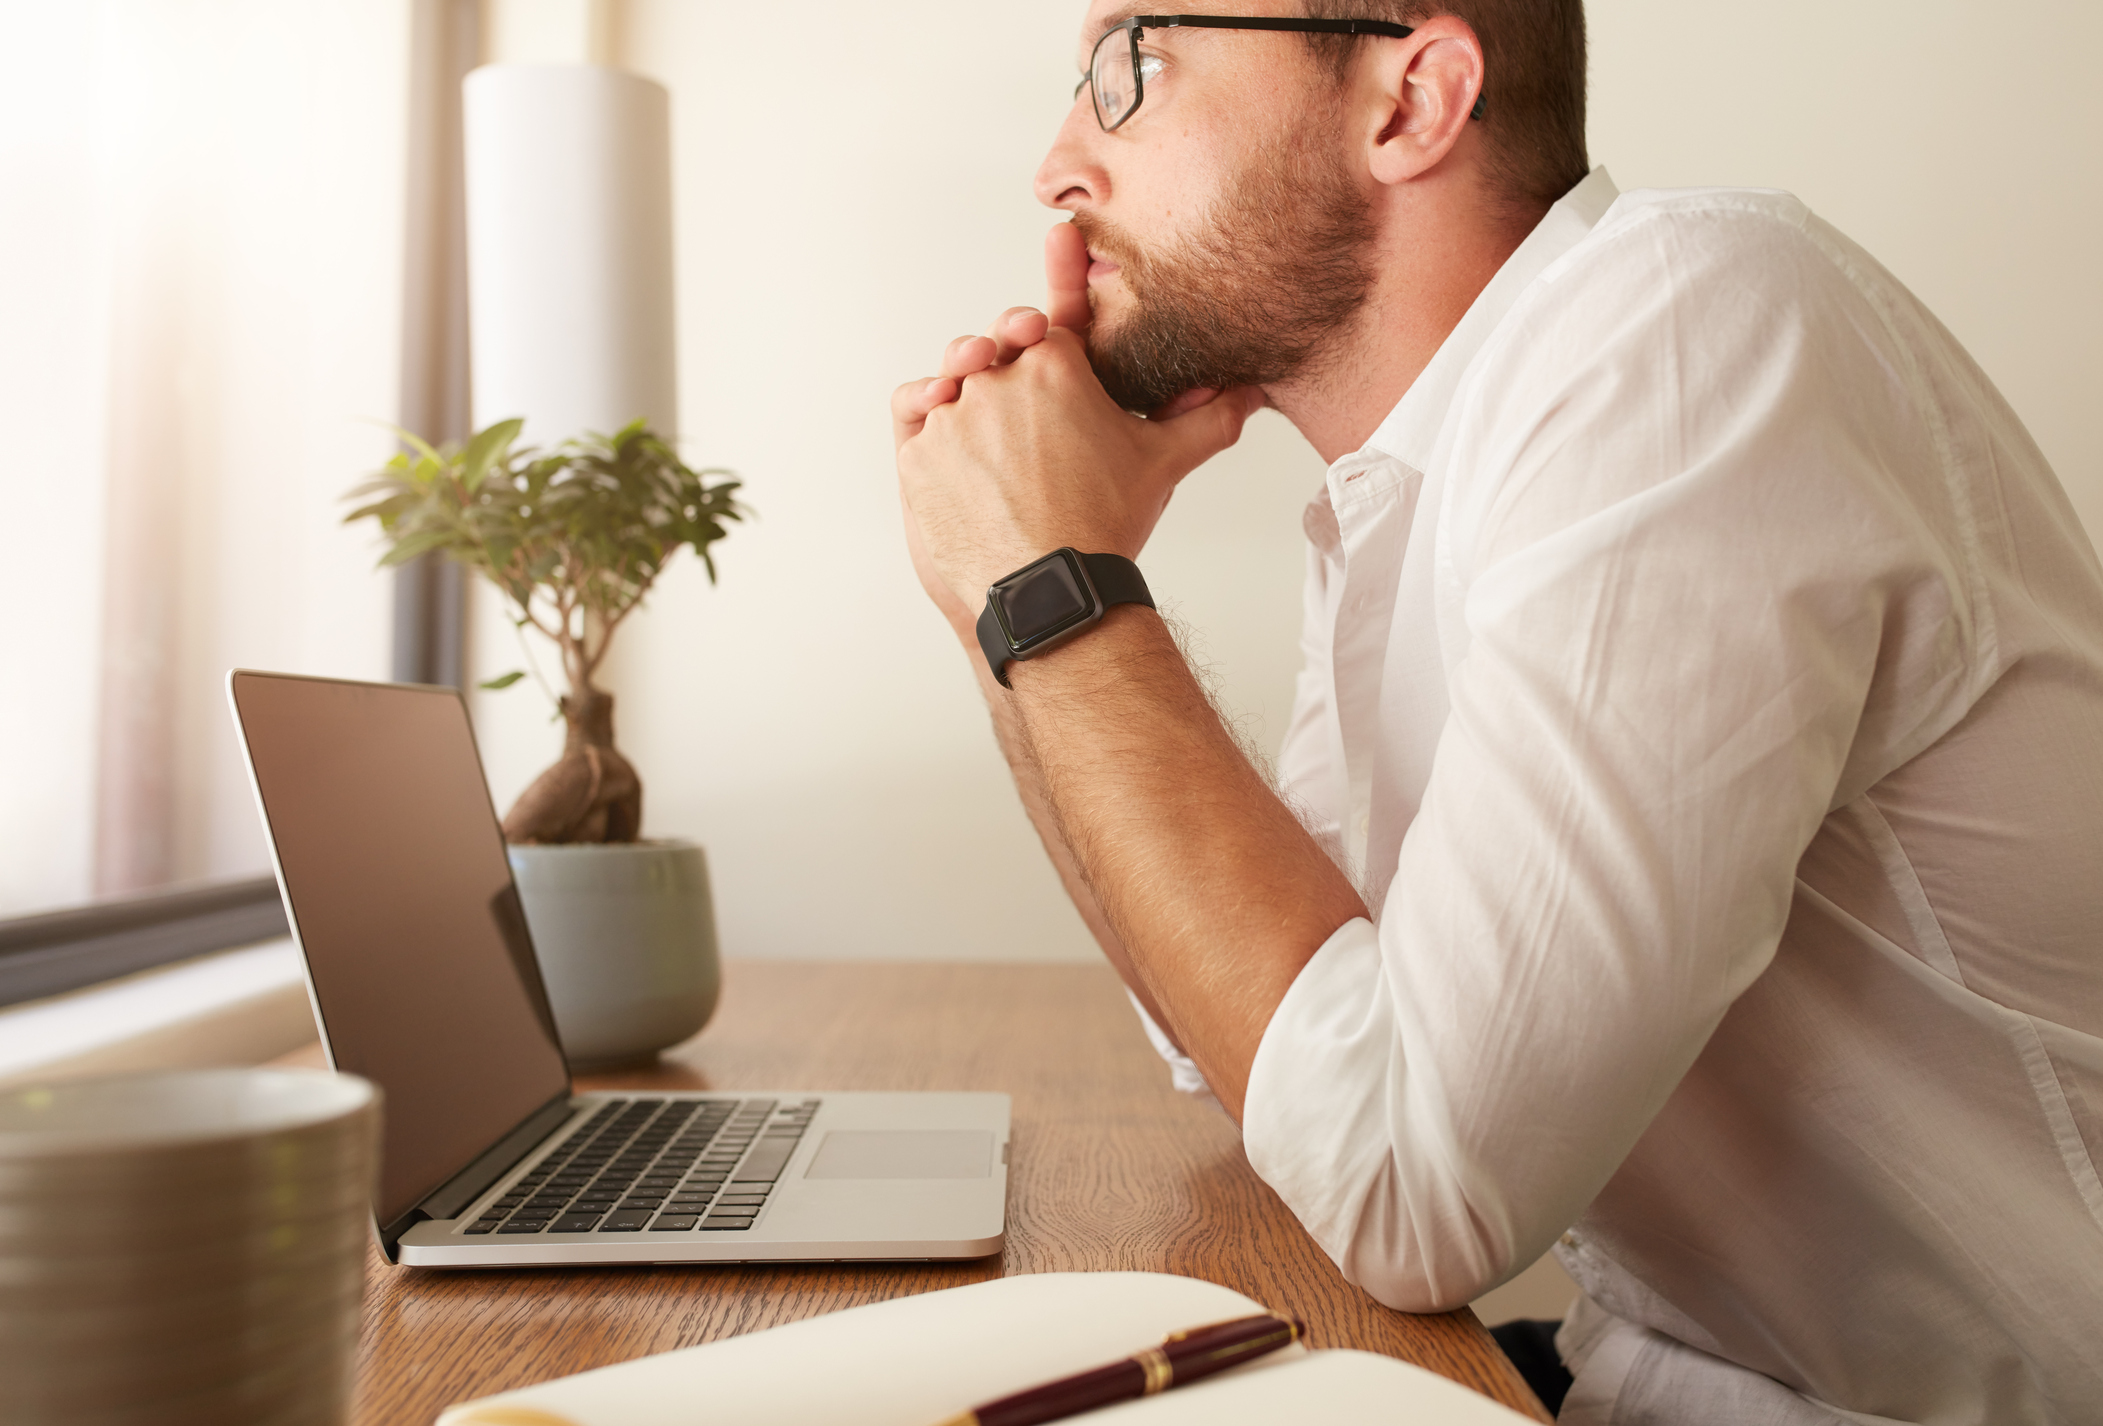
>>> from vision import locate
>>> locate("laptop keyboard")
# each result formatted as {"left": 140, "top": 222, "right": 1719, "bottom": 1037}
{"left": 462, "top": 1097, "right": 819, "bottom": 1236}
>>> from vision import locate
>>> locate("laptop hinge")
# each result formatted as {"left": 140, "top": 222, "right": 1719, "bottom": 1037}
{"left": 378, "top": 1090, "right": 579, "bottom": 1261}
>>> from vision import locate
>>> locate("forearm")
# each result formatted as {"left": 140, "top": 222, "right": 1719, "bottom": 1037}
{"left": 890, "top": 307, "right": 1291, "bottom": 1098}
{"left": 953, "top": 620, "right": 1184, "bottom": 1039}
{"left": 1003, "top": 606, "right": 1367, "bottom": 1119}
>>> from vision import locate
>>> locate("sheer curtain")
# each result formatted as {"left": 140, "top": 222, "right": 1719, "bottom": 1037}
{"left": 0, "top": 1, "right": 409, "bottom": 918}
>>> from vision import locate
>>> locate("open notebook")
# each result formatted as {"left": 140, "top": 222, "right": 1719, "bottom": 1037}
{"left": 436, "top": 1271, "right": 1536, "bottom": 1425}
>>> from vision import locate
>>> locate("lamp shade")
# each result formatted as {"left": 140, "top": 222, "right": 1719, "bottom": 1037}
{"left": 462, "top": 64, "right": 677, "bottom": 444}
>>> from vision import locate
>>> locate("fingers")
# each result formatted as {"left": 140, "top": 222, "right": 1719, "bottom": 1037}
{"left": 899, "top": 308, "right": 1054, "bottom": 453}
{"left": 1045, "top": 223, "right": 1092, "bottom": 332}
{"left": 986, "top": 306, "right": 1050, "bottom": 364}
{"left": 896, "top": 225, "right": 1089, "bottom": 455}
{"left": 1148, "top": 385, "right": 1264, "bottom": 469}
{"left": 891, "top": 374, "right": 959, "bottom": 451}
{"left": 938, "top": 308, "right": 1052, "bottom": 384}
{"left": 940, "top": 334, "right": 998, "bottom": 380}
{"left": 1151, "top": 387, "right": 1220, "bottom": 420}
{"left": 1027, "top": 329, "right": 1257, "bottom": 469}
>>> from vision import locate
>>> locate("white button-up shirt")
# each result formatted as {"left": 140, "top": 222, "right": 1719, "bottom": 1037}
{"left": 1151, "top": 170, "right": 2103, "bottom": 1423}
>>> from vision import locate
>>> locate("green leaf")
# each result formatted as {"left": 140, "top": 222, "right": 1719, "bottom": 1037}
{"left": 345, "top": 420, "right": 747, "bottom": 704}
{"left": 460, "top": 417, "right": 524, "bottom": 491}
{"left": 478, "top": 670, "right": 527, "bottom": 691}
{"left": 375, "top": 527, "right": 457, "bottom": 566}
{"left": 390, "top": 425, "right": 445, "bottom": 466}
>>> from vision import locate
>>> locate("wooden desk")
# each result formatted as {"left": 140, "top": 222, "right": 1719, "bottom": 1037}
{"left": 294, "top": 961, "right": 1548, "bottom": 1422}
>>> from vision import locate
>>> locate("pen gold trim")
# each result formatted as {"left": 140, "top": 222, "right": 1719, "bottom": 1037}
{"left": 1135, "top": 1345, "right": 1173, "bottom": 1394}
{"left": 441, "top": 1407, "right": 585, "bottom": 1426}
{"left": 932, "top": 1310, "right": 1306, "bottom": 1426}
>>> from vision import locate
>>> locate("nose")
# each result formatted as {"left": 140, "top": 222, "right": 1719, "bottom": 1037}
{"left": 1033, "top": 96, "right": 1107, "bottom": 212}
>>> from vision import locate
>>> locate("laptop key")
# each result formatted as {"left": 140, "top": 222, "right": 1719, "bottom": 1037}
{"left": 598, "top": 1209, "right": 653, "bottom": 1232}
{"left": 498, "top": 1221, "right": 548, "bottom": 1233}
{"left": 729, "top": 1136, "right": 798, "bottom": 1183}
{"left": 551, "top": 1213, "right": 603, "bottom": 1233}
{"left": 700, "top": 1216, "right": 753, "bottom": 1230}
{"left": 651, "top": 1214, "right": 700, "bottom": 1231}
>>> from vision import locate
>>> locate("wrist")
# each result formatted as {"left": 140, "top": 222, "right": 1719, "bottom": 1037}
{"left": 975, "top": 548, "right": 1155, "bottom": 690}
{"left": 1004, "top": 602, "right": 1164, "bottom": 689}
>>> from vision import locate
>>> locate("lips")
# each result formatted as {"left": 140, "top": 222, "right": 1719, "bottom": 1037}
{"left": 1086, "top": 249, "right": 1122, "bottom": 281}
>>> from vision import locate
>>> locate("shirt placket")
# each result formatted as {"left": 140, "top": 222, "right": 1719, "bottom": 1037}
{"left": 1323, "top": 453, "right": 1423, "bottom": 876}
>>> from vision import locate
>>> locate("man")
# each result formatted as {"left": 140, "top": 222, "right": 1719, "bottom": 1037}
{"left": 890, "top": 3, "right": 2103, "bottom": 1421}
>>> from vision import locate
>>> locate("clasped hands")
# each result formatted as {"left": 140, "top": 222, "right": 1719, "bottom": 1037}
{"left": 891, "top": 223, "right": 1262, "bottom": 645}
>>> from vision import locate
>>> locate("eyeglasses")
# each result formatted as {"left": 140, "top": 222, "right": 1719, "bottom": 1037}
{"left": 1080, "top": 13, "right": 1484, "bottom": 132}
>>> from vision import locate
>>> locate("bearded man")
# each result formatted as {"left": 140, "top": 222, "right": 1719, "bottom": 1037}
{"left": 889, "top": 3, "right": 2103, "bottom": 1421}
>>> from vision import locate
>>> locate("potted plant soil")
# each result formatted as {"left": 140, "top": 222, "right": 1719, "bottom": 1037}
{"left": 347, "top": 418, "right": 744, "bottom": 1066}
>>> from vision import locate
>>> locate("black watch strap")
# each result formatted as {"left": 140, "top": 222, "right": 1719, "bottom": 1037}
{"left": 1080, "top": 551, "right": 1152, "bottom": 611}
{"left": 977, "top": 551, "right": 1153, "bottom": 689}
{"left": 976, "top": 603, "right": 1014, "bottom": 688}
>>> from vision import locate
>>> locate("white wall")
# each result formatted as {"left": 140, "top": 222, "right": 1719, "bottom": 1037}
{"left": 465, "top": 0, "right": 2099, "bottom": 964}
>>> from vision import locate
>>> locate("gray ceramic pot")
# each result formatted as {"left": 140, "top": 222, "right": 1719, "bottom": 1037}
{"left": 506, "top": 839, "right": 721, "bottom": 1068}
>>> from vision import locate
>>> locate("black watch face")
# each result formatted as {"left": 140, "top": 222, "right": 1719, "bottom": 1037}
{"left": 993, "top": 550, "right": 1096, "bottom": 652}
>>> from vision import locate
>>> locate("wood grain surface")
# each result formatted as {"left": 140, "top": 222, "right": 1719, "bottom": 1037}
{"left": 286, "top": 960, "right": 1549, "bottom": 1423}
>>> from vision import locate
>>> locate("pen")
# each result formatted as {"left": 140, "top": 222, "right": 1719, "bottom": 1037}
{"left": 933, "top": 1311, "right": 1307, "bottom": 1426}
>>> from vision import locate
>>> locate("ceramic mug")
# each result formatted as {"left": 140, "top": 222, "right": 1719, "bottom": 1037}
{"left": 0, "top": 1068, "right": 379, "bottom": 1426}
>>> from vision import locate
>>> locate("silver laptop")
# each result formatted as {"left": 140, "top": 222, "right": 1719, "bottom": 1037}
{"left": 227, "top": 670, "right": 1008, "bottom": 1268}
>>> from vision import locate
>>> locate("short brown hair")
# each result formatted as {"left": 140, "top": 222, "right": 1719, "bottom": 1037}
{"left": 1303, "top": 0, "right": 1589, "bottom": 215}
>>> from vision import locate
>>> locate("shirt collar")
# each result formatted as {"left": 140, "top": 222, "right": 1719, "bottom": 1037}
{"left": 1357, "top": 166, "right": 1620, "bottom": 474}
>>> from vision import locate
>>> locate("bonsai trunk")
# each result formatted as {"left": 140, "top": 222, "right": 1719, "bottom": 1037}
{"left": 501, "top": 686, "right": 643, "bottom": 845}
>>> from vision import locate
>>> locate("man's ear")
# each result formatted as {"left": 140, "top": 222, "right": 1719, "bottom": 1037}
{"left": 1361, "top": 17, "right": 1485, "bottom": 187}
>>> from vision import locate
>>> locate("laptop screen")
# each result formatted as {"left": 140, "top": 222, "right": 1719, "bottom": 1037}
{"left": 229, "top": 671, "right": 571, "bottom": 1228}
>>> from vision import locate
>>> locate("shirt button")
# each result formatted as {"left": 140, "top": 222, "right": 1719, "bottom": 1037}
{"left": 1560, "top": 1231, "right": 1579, "bottom": 1248}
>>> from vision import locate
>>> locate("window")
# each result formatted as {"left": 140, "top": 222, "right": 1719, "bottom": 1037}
{"left": 1, "top": 1, "right": 433, "bottom": 997}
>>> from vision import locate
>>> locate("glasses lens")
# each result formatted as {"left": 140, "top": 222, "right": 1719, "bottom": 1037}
{"left": 1090, "top": 29, "right": 1139, "bottom": 129}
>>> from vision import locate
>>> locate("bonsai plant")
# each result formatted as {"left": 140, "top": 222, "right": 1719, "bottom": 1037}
{"left": 345, "top": 417, "right": 742, "bottom": 844}
{"left": 345, "top": 417, "right": 743, "bottom": 1066}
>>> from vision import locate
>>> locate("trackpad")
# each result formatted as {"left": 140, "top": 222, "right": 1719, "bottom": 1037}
{"left": 803, "top": 1130, "right": 992, "bottom": 1180}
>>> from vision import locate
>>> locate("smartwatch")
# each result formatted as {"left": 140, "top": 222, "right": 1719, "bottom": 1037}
{"left": 976, "top": 548, "right": 1154, "bottom": 689}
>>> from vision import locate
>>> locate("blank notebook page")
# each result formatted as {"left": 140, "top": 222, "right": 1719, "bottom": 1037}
{"left": 437, "top": 1271, "right": 1535, "bottom": 1425}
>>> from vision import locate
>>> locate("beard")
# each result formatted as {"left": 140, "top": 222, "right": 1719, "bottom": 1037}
{"left": 1076, "top": 119, "right": 1380, "bottom": 414}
